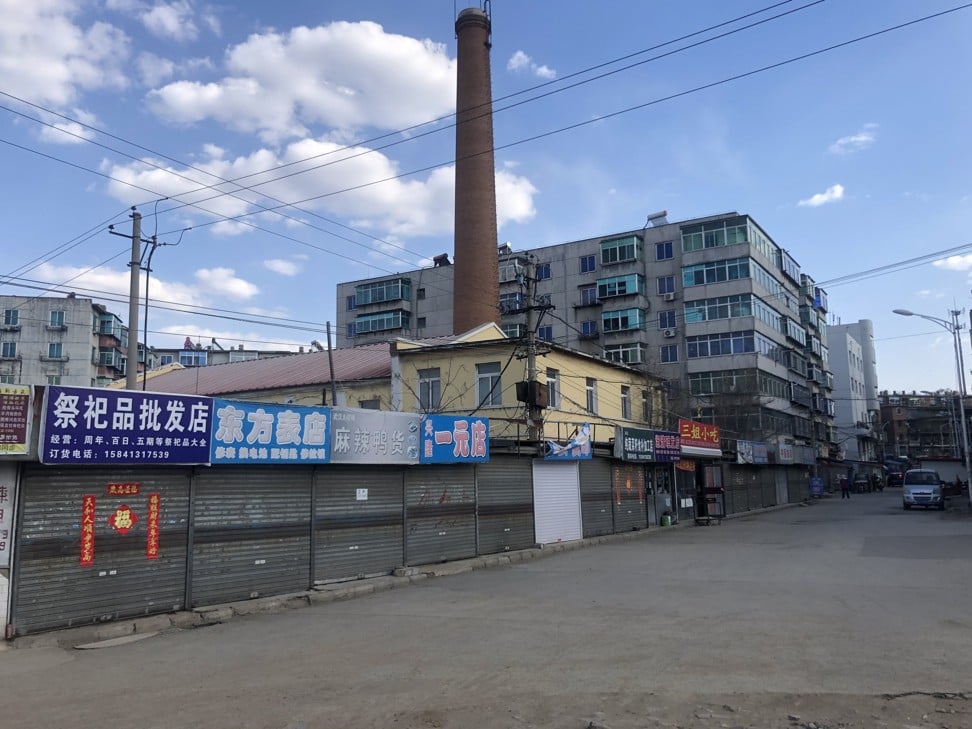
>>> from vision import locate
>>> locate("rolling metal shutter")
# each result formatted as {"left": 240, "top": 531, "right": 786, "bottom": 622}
{"left": 787, "top": 469, "right": 809, "bottom": 503}
{"left": 404, "top": 465, "right": 476, "bottom": 566}
{"left": 12, "top": 464, "right": 191, "bottom": 637}
{"left": 476, "top": 456, "right": 534, "bottom": 555}
{"left": 190, "top": 466, "right": 312, "bottom": 607}
{"left": 760, "top": 471, "right": 777, "bottom": 507}
{"left": 611, "top": 462, "right": 647, "bottom": 533}
{"left": 532, "top": 461, "right": 581, "bottom": 544}
{"left": 314, "top": 466, "right": 404, "bottom": 583}
{"left": 579, "top": 458, "right": 612, "bottom": 537}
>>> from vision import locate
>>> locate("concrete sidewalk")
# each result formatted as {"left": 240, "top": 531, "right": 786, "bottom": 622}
{"left": 5, "top": 500, "right": 802, "bottom": 651}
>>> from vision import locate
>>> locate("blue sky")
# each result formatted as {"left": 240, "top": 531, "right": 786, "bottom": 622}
{"left": 1, "top": 0, "right": 971, "bottom": 394}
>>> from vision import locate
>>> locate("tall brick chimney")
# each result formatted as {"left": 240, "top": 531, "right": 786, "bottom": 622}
{"left": 453, "top": 6, "right": 499, "bottom": 334}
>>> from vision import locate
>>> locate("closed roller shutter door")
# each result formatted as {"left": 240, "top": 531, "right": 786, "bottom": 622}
{"left": 533, "top": 461, "right": 581, "bottom": 544}
{"left": 787, "top": 469, "right": 808, "bottom": 503}
{"left": 315, "top": 466, "right": 403, "bottom": 583}
{"left": 761, "top": 471, "right": 776, "bottom": 507}
{"left": 611, "top": 462, "right": 647, "bottom": 533}
{"left": 405, "top": 465, "right": 476, "bottom": 565}
{"left": 12, "top": 465, "right": 190, "bottom": 637}
{"left": 191, "top": 466, "right": 312, "bottom": 607}
{"left": 579, "top": 458, "right": 612, "bottom": 537}
{"left": 476, "top": 456, "right": 534, "bottom": 554}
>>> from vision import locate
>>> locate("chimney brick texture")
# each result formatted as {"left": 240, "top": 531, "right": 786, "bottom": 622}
{"left": 453, "top": 7, "right": 500, "bottom": 334}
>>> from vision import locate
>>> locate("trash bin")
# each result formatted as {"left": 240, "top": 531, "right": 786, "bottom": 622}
{"left": 661, "top": 514, "right": 672, "bottom": 527}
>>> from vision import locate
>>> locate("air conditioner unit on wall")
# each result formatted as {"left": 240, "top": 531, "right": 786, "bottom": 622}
{"left": 663, "top": 292, "right": 676, "bottom": 302}
{"left": 663, "top": 328, "right": 677, "bottom": 338}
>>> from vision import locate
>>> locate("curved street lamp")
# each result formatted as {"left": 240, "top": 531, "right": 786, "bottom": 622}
{"left": 893, "top": 308, "right": 971, "bottom": 506}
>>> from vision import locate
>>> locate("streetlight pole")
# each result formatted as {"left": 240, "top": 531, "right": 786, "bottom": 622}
{"left": 894, "top": 308, "right": 972, "bottom": 507}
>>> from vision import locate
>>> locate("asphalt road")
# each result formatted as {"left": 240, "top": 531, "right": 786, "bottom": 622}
{"left": 2, "top": 489, "right": 971, "bottom": 728}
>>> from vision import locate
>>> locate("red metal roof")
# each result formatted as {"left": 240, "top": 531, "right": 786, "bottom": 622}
{"left": 141, "top": 343, "right": 391, "bottom": 396}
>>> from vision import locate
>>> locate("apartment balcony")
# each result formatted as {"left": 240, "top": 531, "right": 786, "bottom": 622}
{"left": 39, "top": 354, "right": 70, "bottom": 362}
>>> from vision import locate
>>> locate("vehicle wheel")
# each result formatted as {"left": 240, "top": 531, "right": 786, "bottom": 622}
{"left": 939, "top": 503, "right": 946, "bottom": 511}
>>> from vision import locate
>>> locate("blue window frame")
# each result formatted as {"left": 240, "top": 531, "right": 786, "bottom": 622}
{"left": 657, "top": 275, "right": 675, "bottom": 295}
{"left": 536, "top": 263, "right": 551, "bottom": 280}
{"left": 656, "top": 241, "right": 673, "bottom": 260}
{"left": 660, "top": 345, "right": 678, "bottom": 363}
{"left": 537, "top": 325, "right": 553, "bottom": 341}
{"left": 658, "top": 310, "right": 676, "bottom": 329}
{"left": 580, "top": 254, "right": 596, "bottom": 274}
{"left": 346, "top": 295, "right": 357, "bottom": 311}
{"left": 581, "top": 320, "right": 598, "bottom": 337}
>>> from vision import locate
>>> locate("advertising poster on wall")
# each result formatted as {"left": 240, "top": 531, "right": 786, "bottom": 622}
{"left": 545, "top": 423, "right": 592, "bottom": 460}
{"left": 210, "top": 399, "right": 331, "bottom": 464}
{"left": 0, "top": 384, "right": 31, "bottom": 455}
{"left": 40, "top": 386, "right": 213, "bottom": 465}
{"left": 420, "top": 415, "right": 490, "bottom": 464}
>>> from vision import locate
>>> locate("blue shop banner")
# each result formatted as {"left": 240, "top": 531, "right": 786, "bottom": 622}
{"left": 211, "top": 399, "right": 331, "bottom": 464}
{"left": 545, "top": 423, "right": 593, "bottom": 460}
{"left": 420, "top": 415, "right": 490, "bottom": 464}
{"left": 40, "top": 385, "right": 213, "bottom": 465}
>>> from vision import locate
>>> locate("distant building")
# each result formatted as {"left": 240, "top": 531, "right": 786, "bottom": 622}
{"left": 879, "top": 390, "right": 969, "bottom": 461}
{"left": 336, "top": 212, "right": 837, "bottom": 457}
{"left": 0, "top": 294, "right": 134, "bottom": 387}
{"left": 829, "top": 320, "right": 881, "bottom": 466}
{"left": 150, "top": 337, "right": 296, "bottom": 369}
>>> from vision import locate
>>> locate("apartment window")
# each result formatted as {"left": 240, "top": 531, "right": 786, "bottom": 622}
{"left": 604, "top": 342, "right": 644, "bottom": 364}
{"left": 686, "top": 331, "right": 755, "bottom": 358}
{"left": 355, "top": 278, "right": 410, "bottom": 306}
{"left": 580, "top": 320, "right": 598, "bottom": 338}
{"left": 536, "top": 263, "right": 551, "bottom": 280}
{"left": 98, "top": 316, "right": 117, "bottom": 335}
{"left": 49, "top": 310, "right": 66, "bottom": 327}
{"left": 655, "top": 241, "right": 673, "bottom": 260}
{"left": 160, "top": 354, "right": 174, "bottom": 366}
{"left": 346, "top": 295, "right": 357, "bottom": 311}
{"left": 346, "top": 323, "right": 357, "bottom": 339}
{"left": 3, "top": 309, "right": 18, "bottom": 326}
{"left": 658, "top": 310, "right": 676, "bottom": 329}
{"left": 499, "top": 260, "right": 522, "bottom": 283}
{"left": 502, "top": 323, "right": 526, "bottom": 338}
{"left": 476, "top": 362, "right": 502, "bottom": 407}
{"left": 499, "top": 291, "right": 523, "bottom": 313}
{"left": 642, "top": 390, "right": 652, "bottom": 422}
{"left": 600, "top": 235, "right": 640, "bottom": 265}
{"left": 579, "top": 285, "right": 598, "bottom": 306}
{"left": 580, "top": 254, "right": 596, "bottom": 274}
{"left": 46, "top": 375, "right": 61, "bottom": 385}
{"left": 418, "top": 368, "right": 441, "bottom": 411}
{"left": 597, "top": 273, "right": 644, "bottom": 299}
{"left": 417, "top": 287, "right": 426, "bottom": 300}
{"left": 660, "top": 344, "right": 679, "bottom": 363}
{"left": 546, "top": 368, "right": 560, "bottom": 408}
{"left": 1, "top": 342, "right": 16, "bottom": 359}
{"left": 537, "top": 325, "right": 553, "bottom": 341}
{"left": 602, "top": 308, "right": 645, "bottom": 332}
{"left": 585, "top": 378, "right": 598, "bottom": 413}
{"left": 228, "top": 351, "right": 258, "bottom": 363}
{"left": 621, "top": 386, "right": 631, "bottom": 420}
{"left": 682, "top": 257, "right": 750, "bottom": 287}
{"left": 179, "top": 350, "right": 208, "bottom": 367}
{"left": 0, "top": 375, "right": 16, "bottom": 384}
{"left": 48, "top": 342, "right": 63, "bottom": 359}
{"left": 98, "top": 348, "right": 116, "bottom": 366}
{"left": 657, "top": 276, "right": 675, "bottom": 295}
{"left": 355, "top": 310, "right": 409, "bottom": 334}
{"left": 358, "top": 399, "right": 381, "bottom": 410}
{"left": 417, "top": 317, "right": 427, "bottom": 328}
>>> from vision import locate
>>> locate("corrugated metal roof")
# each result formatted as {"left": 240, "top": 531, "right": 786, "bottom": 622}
{"left": 140, "top": 343, "right": 391, "bottom": 396}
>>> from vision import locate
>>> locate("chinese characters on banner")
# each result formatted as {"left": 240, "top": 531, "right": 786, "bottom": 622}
{"left": 146, "top": 493, "right": 160, "bottom": 560}
{"left": 80, "top": 495, "right": 96, "bottom": 566}
{"left": 0, "top": 384, "right": 31, "bottom": 455}
{"left": 678, "top": 418, "right": 722, "bottom": 457}
{"left": 420, "top": 415, "right": 490, "bottom": 463}
{"left": 106, "top": 482, "right": 140, "bottom": 496}
{"left": 210, "top": 399, "right": 331, "bottom": 464}
{"left": 0, "top": 462, "right": 15, "bottom": 568}
{"left": 545, "top": 423, "right": 593, "bottom": 460}
{"left": 653, "top": 431, "right": 681, "bottom": 462}
{"left": 329, "top": 407, "right": 420, "bottom": 464}
{"left": 613, "top": 427, "right": 681, "bottom": 463}
{"left": 40, "top": 386, "right": 213, "bottom": 465}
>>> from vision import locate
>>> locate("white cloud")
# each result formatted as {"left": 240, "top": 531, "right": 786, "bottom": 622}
{"left": 104, "top": 139, "right": 539, "bottom": 244}
{"left": 829, "top": 123, "right": 878, "bottom": 154}
{"left": 34, "top": 261, "right": 202, "bottom": 308}
{"left": 798, "top": 184, "right": 845, "bottom": 208}
{"left": 932, "top": 254, "right": 972, "bottom": 272}
{"left": 141, "top": 1, "right": 198, "bottom": 41}
{"left": 194, "top": 267, "right": 259, "bottom": 299}
{"left": 38, "top": 119, "right": 95, "bottom": 144}
{"left": 147, "top": 21, "right": 456, "bottom": 142}
{"left": 137, "top": 52, "right": 176, "bottom": 86}
{"left": 0, "top": 2, "right": 130, "bottom": 109}
{"left": 507, "top": 50, "right": 556, "bottom": 79}
{"left": 264, "top": 258, "right": 301, "bottom": 276}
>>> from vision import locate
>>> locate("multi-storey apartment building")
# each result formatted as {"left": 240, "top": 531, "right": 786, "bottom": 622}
{"left": 828, "top": 320, "right": 882, "bottom": 466}
{"left": 0, "top": 294, "right": 132, "bottom": 387}
{"left": 336, "top": 212, "right": 837, "bottom": 455}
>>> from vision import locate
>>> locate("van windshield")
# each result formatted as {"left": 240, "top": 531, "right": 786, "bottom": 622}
{"left": 907, "top": 472, "right": 940, "bottom": 485}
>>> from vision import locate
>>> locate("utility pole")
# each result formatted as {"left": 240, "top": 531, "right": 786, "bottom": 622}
{"left": 525, "top": 259, "right": 540, "bottom": 442}
{"left": 126, "top": 211, "right": 142, "bottom": 390}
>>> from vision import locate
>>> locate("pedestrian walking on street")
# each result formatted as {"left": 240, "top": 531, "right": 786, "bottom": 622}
{"left": 840, "top": 475, "right": 850, "bottom": 499}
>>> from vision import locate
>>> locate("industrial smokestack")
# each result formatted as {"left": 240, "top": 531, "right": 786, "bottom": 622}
{"left": 453, "top": 6, "right": 500, "bottom": 334}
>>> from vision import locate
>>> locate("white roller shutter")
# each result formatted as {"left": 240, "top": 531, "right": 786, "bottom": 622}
{"left": 532, "top": 461, "right": 581, "bottom": 544}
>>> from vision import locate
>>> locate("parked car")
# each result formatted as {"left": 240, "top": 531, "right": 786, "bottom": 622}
{"left": 902, "top": 469, "right": 944, "bottom": 510}
{"left": 887, "top": 472, "right": 904, "bottom": 487}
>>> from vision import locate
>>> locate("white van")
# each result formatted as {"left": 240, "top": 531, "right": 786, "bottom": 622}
{"left": 902, "top": 469, "right": 944, "bottom": 510}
